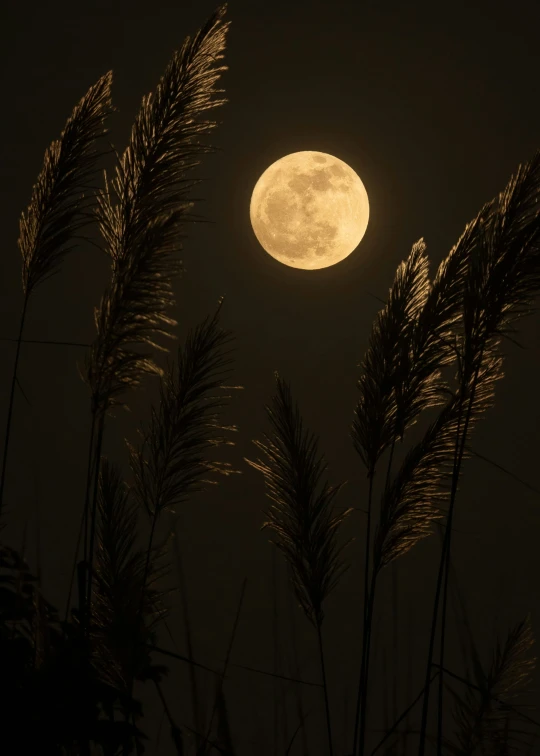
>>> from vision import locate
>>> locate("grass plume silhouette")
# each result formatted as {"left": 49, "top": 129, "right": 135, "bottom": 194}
{"left": 1, "top": 3, "right": 540, "bottom": 755}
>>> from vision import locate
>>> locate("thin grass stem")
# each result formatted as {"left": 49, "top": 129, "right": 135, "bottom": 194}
{"left": 272, "top": 547, "right": 279, "bottom": 756}
{"left": 199, "top": 578, "right": 247, "bottom": 754}
{"left": 316, "top": 621, "right": 334, "bottom": 756}
{"left": 62, "top": 408, "right": 97, "bottom": 632}
{"left": 85, "top": 410, "right": 106, "bottom": 640}
{"left": 357, "top": 567, "right": 378, "bottom": 756}
{"left": 370, "top": 672, "right": 440, "bottom": 756}
{"left": 416, "top": 401, "right": 464, "bottom": 755}
{"left": 0, "top": 292, "right": 29, "bottom": 518}
{"left": 418, "top": 357, "right": 482, "bottom": 755}
{"left": 391, "top": 560, "right": 399, "bottom": 752}
{"left": 352, "top": 473, "right": 374, "bottom": 756}
{"left": 287, "top": 561, "right": 310, "bottom": 756}
{"left": 437, "top": 355, "right": 484, "bottom": 755}
{"left": 172, "top": 522, "right": 204, "bottom": 752}
{"left": 354, "top": 439, "right": 397, "bottom": 756}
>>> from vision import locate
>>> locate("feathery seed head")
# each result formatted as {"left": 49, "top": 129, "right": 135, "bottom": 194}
{"left": 246, "top": 375, "right": 353, "bottom": 629}
{"left": 19, "top": 71, "right": 114, "bottom": 298}
{"left": 127, "top": 298, "right": 242, "bottom": 520}
{"left": 84, "top": 5, "right": 230, "bottom": 418}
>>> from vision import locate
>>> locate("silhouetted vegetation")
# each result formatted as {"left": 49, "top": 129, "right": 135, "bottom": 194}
{"left": 1, "top": 3, "right": 539, "bottom": 755}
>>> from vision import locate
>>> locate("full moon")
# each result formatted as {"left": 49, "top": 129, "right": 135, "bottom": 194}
{"left": 249, "top": 150, "right": 369, "bottom": 270}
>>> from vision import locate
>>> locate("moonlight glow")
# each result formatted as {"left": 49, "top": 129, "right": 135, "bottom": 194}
{"left": 249, "top": 150, "right": 369, "bottom": 270}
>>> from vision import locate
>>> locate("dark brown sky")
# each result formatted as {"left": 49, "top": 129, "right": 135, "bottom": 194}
{"left": 1, "top": 1, "right": 540, "bottom": 754}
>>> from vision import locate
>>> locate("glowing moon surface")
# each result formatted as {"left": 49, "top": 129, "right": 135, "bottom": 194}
{"left": 249, "top": 150, "right": 369, "bottom": 270}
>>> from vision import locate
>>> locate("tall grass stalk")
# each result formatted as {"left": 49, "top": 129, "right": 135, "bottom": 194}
{"left": 0, "top": 71, "right": 113, "bottom": 519}
{"left": 81, "top": 3, "right": 231, "bottom": 646}
{"left": 272, "top": 546, "right": 280, "bottom": 756}
{"left": 351, "top": 175, "right": 516, "bottom": 756}
{"left": 286, "top": 559, "right": 311, "bottom": 756}
{"left": 417, "top": 148, "right": 540, "bottom": 756}
{"left": 350, "top": 170, "right": 498, "bottom": 756}
{"left": 351, "top": 239, "right": 435, "bottom": 756}
{"left": 90, "top": 456, "right": 173, "bottom": 754}
{"left": 391, "top": 560, "right": 399, "bottom": 754}
{"left": 127, "top": 298, "right": 241, "bottom": 615}
{"left": 126, "top": 297, "right": 242, "bottom": 749}
{"left": 245, "top": 374, "right": 354, "bottom": 756}
{"left": 199, "top": 577, "right": 247, "bottom": 755}
{"left": 171, "top": 520, "right": 204, "bottom": 752}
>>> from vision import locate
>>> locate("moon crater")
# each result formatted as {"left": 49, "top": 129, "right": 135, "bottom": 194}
{"left": 250, "top": 151, "right": 369, "bottom": 269}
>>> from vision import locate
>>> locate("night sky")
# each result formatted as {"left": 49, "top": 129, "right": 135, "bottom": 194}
{"left": 2, "top": 1, "right": 540, "bottom": 754}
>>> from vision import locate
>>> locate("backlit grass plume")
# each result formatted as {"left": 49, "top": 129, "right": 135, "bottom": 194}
{"left": 352, "top": 238, "right": 440, "bottom": 756}
{"left": 419, "top": 150, "right": 540, "bottom": 756}
{"left": 245, "top": 373, "right": 353, "bottom": 756}
{"left": 126, "top": 297, "right": 242, "bottom": 524}
{"left": 78, "top": 3, "right": 230, "bottom": 649}
{"left": 449, "top": 615, "right": 536, "bottom": 755}
{"left": 125, "top": 297, "right": 241, "bottom": 724}
{"left": 19, "top": 71, "right": 114, "bottom": 299}
{"left": 352, "top": 201, "right": 501, "bottom": 579}
{"left": 395, "top": 198, "right": 496, "bottom": 442}
{"left": 351, "top": 207, "right": 522, "bottom": 755}
{"left": 460, "top": 151, "right": 540, "bottom": 385}
{"left": 351, "top": 238, "right": 431, "bottom": 477}
{"left": 0, "top": 70, "right": 113, "bottom": 518}
{"left": 372, "top": 352, "right": 502, "bottom": 574}
{"left": 84, "top": 4, "right": 230, "bottom": 419}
